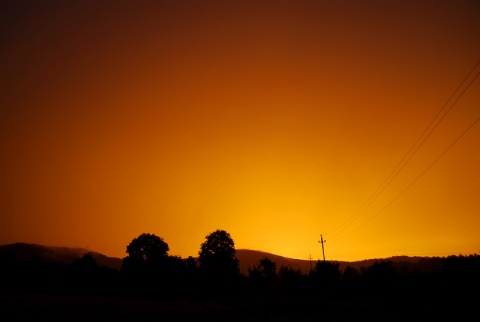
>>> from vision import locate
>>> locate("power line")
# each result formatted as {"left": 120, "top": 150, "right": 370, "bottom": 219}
{"left": 333, "top": 112, "right": 480, "bottom": 240}
{"left": 328, "top": 61, "right": 480, "bottom": 239}
{"left": 327, "top": 59, "right": 480, "bottom": 240}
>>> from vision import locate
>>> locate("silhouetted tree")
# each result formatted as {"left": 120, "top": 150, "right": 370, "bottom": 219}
{"left": 0, "top": 251, "right": 17, "bottom": 293}
{"left": 71, "top": 253, "right": 99, "bottom": 273}
{"left": 248, "top": 257, "right": 277, "bottom": 279}
{"left": 259, "top": 257, "right": 277, "bottom": 278}
{"left": 361, "top": 260, "right": 397, "bottom": 297}
{"left": 122, "top": 233, "right": 169, "bottom": 274}
{"left": 362, "top": 260, "right": 395, "bottom": 283}
{"left": 121, "top": 233, "right": 171, "bottom": 293}
{"left": 15, "top": 256, "right": 66, "bottom": 293}
{"left": 162, "top": 255, "right": 189, "bottom": 294}
{"left": 181, "top": 256, "right": 200, "bottom": 292}
{"left": 278, "top": 265, "right": 305, "bottom": 295}
{"left": 65, "top": 253, "right": 100, "bottom": 293}
{"left": 341, "top": 265, "right": 361, "bottom": 295}
{"left": 184, "top": 256, "right": 198, "bottom": 273}
{"left": 198, "top": 229, "right": 239, "bottom": 291}
{"left": 311, "top": 260, "right": 341, "bottom": 289}
{"left": 248, "top": 257, "right": 277, "bottom": 293}
{"left": 442, "top": 254, "right": 480, "bottom": 297}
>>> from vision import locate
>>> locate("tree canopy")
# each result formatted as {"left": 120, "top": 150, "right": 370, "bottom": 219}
{"left": 199, "top": 229, "right": 239, "bottom": 278}
{"left": 122, "top": 233, "right": 169, "bottom": 275}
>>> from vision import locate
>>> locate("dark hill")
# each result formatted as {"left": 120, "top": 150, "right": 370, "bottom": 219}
{"left": 0, "top": 243, "right": 446, "bottom": 274}
{"left": 0, "top": 243, "right": 122, "bottom": 270}
{"left": 235, "top": 249, "right": 313, "bottom": 275}
{"left": 235, "top": 249, "right": 446, "bottom": 274}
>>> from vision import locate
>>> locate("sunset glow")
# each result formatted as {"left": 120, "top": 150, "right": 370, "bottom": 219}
{"left": 1, "top": 0, "right": 480, "bottom": 262}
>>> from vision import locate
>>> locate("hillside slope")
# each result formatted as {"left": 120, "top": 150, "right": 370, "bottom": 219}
{"left": 235, "top": 249, "right": 446, "bottom": 274}
{"left": 0, "top": 243, "right": 446, "bottom": 274}
{"left": 0, "top": 243, "right": 122, "bottom": 270}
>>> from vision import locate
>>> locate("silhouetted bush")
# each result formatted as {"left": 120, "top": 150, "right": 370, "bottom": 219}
{"left": 278, "top": 265, "right": 307, "bottom": 296}
{"left": 309, "top": 260, "right": 341, "bottom": 295}
{"left": 248, "top": 257, "right": 278, "bottom": 295}
{"left": 0, "top": 253, "right": 66, "bottom": 294}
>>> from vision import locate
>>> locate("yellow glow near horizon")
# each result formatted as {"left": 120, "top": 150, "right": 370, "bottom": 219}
{"left": 1, "top": 0, "right": 480, "bottom": 262}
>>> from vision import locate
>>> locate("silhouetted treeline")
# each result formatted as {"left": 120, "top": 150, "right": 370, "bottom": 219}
{"left": 1, "top": 231, "right": 479, "bottom": 306}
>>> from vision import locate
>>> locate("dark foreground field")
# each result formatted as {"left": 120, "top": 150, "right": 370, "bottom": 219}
{"left": 0, "top": 291, "right": 475, "bottom": 322}
{"left": 1, "top": 244, "right": 478, "bottom": 321}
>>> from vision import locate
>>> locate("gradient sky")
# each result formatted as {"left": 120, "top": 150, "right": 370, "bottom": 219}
{"left": 1, "top": 0, "right": 480, "bottom": 262}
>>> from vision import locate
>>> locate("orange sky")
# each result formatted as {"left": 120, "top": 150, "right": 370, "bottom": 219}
{"left": 1, "top": 0, "right": 480, "bottom": 262}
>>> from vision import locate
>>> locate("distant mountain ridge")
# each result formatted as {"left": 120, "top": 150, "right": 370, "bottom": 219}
{"left": 0, "top": 243, "right": 446, "bottom": 274}
{"left": 234, "top": 249, "right": 445, "bottom": 274}
{"left": 0, "top": 243, "right": 123, "bottom": 270}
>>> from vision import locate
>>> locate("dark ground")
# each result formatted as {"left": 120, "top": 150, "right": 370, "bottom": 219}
{"left": 0, "top": 292, "right": 474, "bottom": 322}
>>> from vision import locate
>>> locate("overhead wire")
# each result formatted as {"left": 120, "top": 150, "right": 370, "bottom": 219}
{"left": 327, "top": 58, "right": 480, "bottom": 241}
{"left": 334, "top": 110, "right": 480, "bottom": 240}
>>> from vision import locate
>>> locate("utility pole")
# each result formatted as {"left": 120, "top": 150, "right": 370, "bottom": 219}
{"left": 318, "top": 234, "right": 326, "bottom": 262}
{"left": 309, "top": 254, "right": 313, "bottom": 272}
